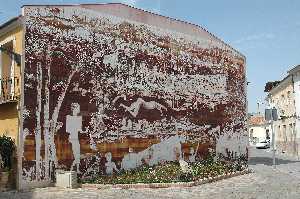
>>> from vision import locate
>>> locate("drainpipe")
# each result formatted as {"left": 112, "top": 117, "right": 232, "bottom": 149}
{"left": 291, "top": 73, "right": 299, "bottom": 159}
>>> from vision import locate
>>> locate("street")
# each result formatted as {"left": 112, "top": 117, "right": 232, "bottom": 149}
{"left": 1, "top": 147, "right": 300, "bottom": 199}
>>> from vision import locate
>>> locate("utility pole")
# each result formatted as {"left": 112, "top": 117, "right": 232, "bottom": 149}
{"left": 270, "top": 119, "right": 276, "bottom": 168}
{"left": 265, "top": 107, "right": 278, "bottom": 169}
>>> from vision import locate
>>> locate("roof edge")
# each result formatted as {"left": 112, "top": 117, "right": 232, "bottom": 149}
{"left": 288, "top": 64, "right": 300, "bottom": 75}
{"left": 267, "top": 75, "right": 292, "bottom": 95}
{"left": 0, "top": 16, "right": 22, "bottom": 38}
{"left": 0, "top": 16, "right": 21, "bottom": 30}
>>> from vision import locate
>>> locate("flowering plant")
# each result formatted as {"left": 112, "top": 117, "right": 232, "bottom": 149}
{"left": 83, "top": 156, "right": 247, "bottom": 184}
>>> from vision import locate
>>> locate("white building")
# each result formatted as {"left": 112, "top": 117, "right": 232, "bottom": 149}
{"left": 248, "top": 114, "right": 271, "bottom": 146}
{"left": 265, "top": 65, "right": 300, "bottom": 157}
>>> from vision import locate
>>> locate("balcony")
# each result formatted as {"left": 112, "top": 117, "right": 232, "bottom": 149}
{"left": 0, "top": 76, "right": 20, "bottom": 104}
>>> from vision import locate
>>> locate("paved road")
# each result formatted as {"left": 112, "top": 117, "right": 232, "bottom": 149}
{"left": 2, "top": 147, "right": 300, "bottom": 199}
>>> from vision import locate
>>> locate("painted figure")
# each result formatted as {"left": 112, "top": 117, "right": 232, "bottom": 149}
{"left": 121, "top": 135, "right": 186, "bottom": 170}
{"left": 89, "top": 133, "right": 97, "bottom": 151}
{"left": 141, "top": 147, "right": 154, "bottom": 166}
{"left": 119, "top": 97, "right": 167, "bottom": 118}
{"left": 105, "top": 152, "right": 119, "bottom": 175}
{"left": 188, "top": 142, "right": 200, "bottom": 163}
{"left": 149, "top": 134, "right": 185, "bottom": 162}
{"left": 121, "top": 147, "right": 142, "bottom": 171}
{"left": 66, "top": 103, "right": 82, "bottom": 173}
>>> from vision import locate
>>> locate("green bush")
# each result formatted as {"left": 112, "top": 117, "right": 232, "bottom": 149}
{"left": 82, "top": 158, "right": 246, "bottom": 185}
{"left": 0, "top": 135, "right": 15, "bottom": 171}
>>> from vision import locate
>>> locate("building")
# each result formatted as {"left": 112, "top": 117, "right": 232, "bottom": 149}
{"left": 265, "top": 65, "right": 300, "bottom": 157}
{"left": 248, "top": 114, "right": 271, "bottom": 145}
{"left": 0, "top": 4, "right": 247, "bottom": 190}
{"left": 0, "top": 17, "right": 23, "bottom": 141}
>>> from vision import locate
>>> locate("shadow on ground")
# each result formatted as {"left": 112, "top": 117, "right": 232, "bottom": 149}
{"left": 249, "top": 157, "right": 300, "bottom": 166}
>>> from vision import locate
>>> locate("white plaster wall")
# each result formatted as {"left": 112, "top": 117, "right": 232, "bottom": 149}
{"left": 248, "top": 125, "right": 270, "bottom": 145}
{"left": 293, "top": 72, "right": 300, "bottom": 138}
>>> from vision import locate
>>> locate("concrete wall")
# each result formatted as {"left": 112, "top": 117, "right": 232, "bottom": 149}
{"left": 289, "top": 71, "right": 300, "bottom": 156}
{"left": 268, "top": 77, "right": 295, "bottom": 118}
{"left": 0, "top": 103, "right": 18, "bottom": 141}
{"left": 20, "top": 5, "right": 247, "bottom": 189}
{"left": 274, "top": 118, "right": 297, "bottom": 155}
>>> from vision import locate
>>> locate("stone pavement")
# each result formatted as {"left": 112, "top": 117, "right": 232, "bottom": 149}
{"left": 2, "top": 147, "right": 300, "bottom": 199}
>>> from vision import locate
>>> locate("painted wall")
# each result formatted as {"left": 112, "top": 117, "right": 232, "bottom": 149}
{"left": 21, "top": 5, "right": 247, "bottom": 188}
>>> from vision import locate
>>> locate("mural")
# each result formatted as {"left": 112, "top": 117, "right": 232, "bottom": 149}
{"left": 21, "top": 6, "right": 247, "bottom": 186}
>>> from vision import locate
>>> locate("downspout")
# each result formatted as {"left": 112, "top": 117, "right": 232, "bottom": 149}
{"left": 291, "top": 73, "right": 299, "bottom": 158}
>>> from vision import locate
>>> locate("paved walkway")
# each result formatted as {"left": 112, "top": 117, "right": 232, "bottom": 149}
{"left": 2, "top": 147, "right": 300, "bottom": 199}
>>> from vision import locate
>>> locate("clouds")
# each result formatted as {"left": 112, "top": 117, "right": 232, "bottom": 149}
{"left": 234, "top": 33, "right": 276, "bottom": 45}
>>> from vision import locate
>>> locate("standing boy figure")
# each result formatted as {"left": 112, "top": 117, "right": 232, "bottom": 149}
{"left": 66, "top": 103, "right": 82, "bottom": 173}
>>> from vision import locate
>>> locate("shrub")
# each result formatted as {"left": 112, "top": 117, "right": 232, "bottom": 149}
{"left": 0, "top": 135, "right": 15, "bottom": 171}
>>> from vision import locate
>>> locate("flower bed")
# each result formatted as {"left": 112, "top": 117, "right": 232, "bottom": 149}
{"left": 82, "top": 157, "right": 247, "bottom": 185}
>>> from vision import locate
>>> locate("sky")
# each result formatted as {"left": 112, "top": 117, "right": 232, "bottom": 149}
{"left": 1, "top": 0, "right": 300, "bottom": 113}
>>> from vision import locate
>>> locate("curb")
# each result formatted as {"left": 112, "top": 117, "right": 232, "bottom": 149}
{"left": 81, "top": 169, "right": 252, "bottom": 189}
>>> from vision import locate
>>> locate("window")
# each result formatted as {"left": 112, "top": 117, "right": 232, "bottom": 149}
{"left": 278, "top": 125, "right": 281, "bottom": 140}
{"left": 266, "top": 129, "right": 270, "bottom": 140}
{"left": 289, "top": 123, "right": 293, "bottom": 141}
{"left": 283, "top": 125, "right": 287, "bottom": 142}
{"left": 280, "top": 94, "right": 285, "bottom": 106}
{"left": 287, "top": 91, "right": 291, "bottom": 104}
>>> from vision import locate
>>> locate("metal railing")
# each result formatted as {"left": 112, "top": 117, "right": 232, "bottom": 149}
{"left": 0, "top": 76, "right": 20, "bottom": 104}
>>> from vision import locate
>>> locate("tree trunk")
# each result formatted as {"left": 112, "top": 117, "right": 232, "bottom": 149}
{"left": 35, "top": 62, "right": 42, "bottom": 181}
{"left": 43, "top": 60, "right": 50, "bottom": 180}
{"left": 49, "top": 69, "right": 76, "bottom": 173}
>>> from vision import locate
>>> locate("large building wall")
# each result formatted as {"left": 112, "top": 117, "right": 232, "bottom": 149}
{"left": 0, "top": 26, "right": 23, "bottom": 84}
{"left": 268, "top": 78, "right": 295, "bottom": 117}
{"left": 20, "top": 5, "right": 247, "bottom": 188}
{"left": 0, "top": 26, "right": 23, "bottom": 140}
{"left": 268, "top": 77, "right": 298, "bottom": 156}
{"left": 0, "top": 103, "right": 18, "bottom": 140}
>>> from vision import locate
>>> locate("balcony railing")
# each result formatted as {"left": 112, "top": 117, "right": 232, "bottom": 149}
{"left": 0, "top": 76, "right": 20, "bottom": 104}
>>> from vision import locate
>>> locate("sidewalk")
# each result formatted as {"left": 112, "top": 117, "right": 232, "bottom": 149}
{"left": 1, "top": 147, "right": 300, "bottom": 199}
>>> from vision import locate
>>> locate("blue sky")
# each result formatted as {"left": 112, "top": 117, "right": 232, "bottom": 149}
{"left": 1, "top": 0, "right": 300, "bottom": 113}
